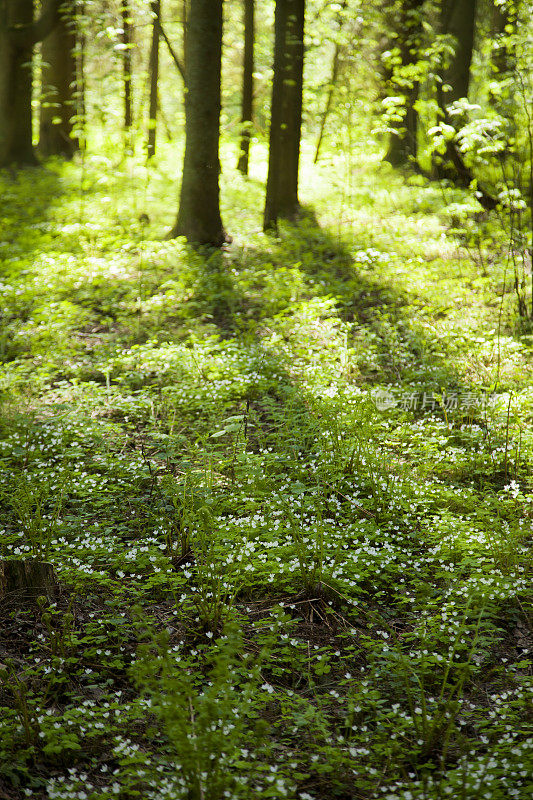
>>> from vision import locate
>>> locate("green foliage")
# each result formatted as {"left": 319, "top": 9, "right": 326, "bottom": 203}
{"left": 0, "top": 115, "right": 531, "bottom": 800}
{"left": 132, "top": 620, "right": 269, "bottom": 800}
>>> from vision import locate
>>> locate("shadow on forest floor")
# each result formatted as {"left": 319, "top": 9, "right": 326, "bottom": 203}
{"left": 181, "top": 204, "right": 476, "bottom": 401}
{"left": 0, "top": 164, "right": 67, "bottom": 257}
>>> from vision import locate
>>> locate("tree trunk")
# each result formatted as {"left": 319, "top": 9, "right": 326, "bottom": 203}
{"left": 169, "top": 0, "right": 227, "bottom": 246}
{"left": 0, "top": 559, "right": 57, "bottom": 604}
{"left": 0, "top": 0, "right": 37, "bottom": 167}
{"left": 237, "top": 0, "right": 254, "bottom": 175}
{"left": 429, "top": 0, "right": 495, "bottom": 208}
{"left": 76, "top": 0, "right": 86, "bottom": 146}
{"left": 438, "top": 0, "right": 478, "bottom": 109}
{"left": 314, "top": 0, "right": 348, "bottom": 164}
{"left": 383, "top": 0, "right": 424, "bottom": 167}
{"left": 121, "top": 0, "right": 133, "bottom": 141}
{"left": 384, "top": 86, "right": 419, "bottom": 167}
{"left": 40, "top": 1, "right": 79, "bottom": 159}
{"left": 263, "top": 0, "right": 306, "bottom": 232}
{"left": 181, "top": 0, "right": 188, "bottom": 66}
{"left": 147, "top": 0, "right": 160, "bottom": 159}
{"left": 0, "top": 0, "right": 60, "bottom": 168}
{"left": 489, "top": 0, "right": 517, "bottom": 114}
{"left": 491, "top": 0, "right": 511, "bottom": 75}
{"left": 314, "top": 40, "right": 341, "bottom": 165}
{"left": 433, "top": 0, "right": 478, "bottom": 183}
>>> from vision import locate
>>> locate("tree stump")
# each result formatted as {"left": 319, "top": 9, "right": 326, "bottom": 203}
{"left": 0, "top": 559, "right": 58, "bottom": 605}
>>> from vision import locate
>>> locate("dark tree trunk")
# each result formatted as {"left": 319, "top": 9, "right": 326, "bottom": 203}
{"left": 437, "top": 0, "right": 477, "bottom": 109}
{"left": 491, "top": 0, "right": 512, "bottom": 75}
{"left": 430, "top": 0, "right": 495, "bottom": 208}
{"left": 40, "top": 1, "right": 79, "bottom": 158}
{"left": 263, "top": 0, "right": 305, "bottom": 232}
{"left": 237, "top": 0, "right": 254, "bottom": 175}
{"left": 489, "top": 0, "right": 517, "bottom": 113}
{"left": 169, "top": 0, "right": 227, "bottom": 246}
{"left": 76, "top": 0, "right": 86, "bottom": 142}
{"left": 383, "top": 0, "right": 424, "bottom": 168}
{"left": 0, "top": 0, "right": 37, "bottom": 167}
{"left": 147, "top": 0, "right": 160, "bottom": 159}
{"left": 385, "top": 93, "right": 419, "bottom": 166}
{"left": 433, "top": 0, "right": 478, "bottom": 183}
{"left": 121, "top": 0, "right": 133, "bottom": 138}
{"left": 0, "top": 0, "right": 60, "bottom": 168}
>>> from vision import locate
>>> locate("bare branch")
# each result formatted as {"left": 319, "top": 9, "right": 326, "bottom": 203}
{"left": 158, "top": 20, "right": 185, "bottom": 82}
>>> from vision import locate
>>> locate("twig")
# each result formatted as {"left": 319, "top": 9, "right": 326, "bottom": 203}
{"left": 158, "top": 21, "right": 185, "bottom": 82}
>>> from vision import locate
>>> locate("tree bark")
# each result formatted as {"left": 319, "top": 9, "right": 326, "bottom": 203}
{"left": 384, "top": 91, "right": 419, "bottom": 166}
{"left": 433, "top": 0, "right": 478, "bottom": 183}
{"left": 263, "top": 0, "right": 306, "bottom": 232}
{"left": 7, "top": 0, "right": 60, "bottom": 48}
{"left": 76, "top": 0, "right": 86, "bottom": 145}
{"left": 39, "top": 1, "right": 79, "bottom": 158}
{"left": 169, "top": 0, "right": 227, "bottom": 246}
{"left": 0, "top": 0, "right": 61, "bottom": 168}
{"left": 0, "top": 0, "right": 37, "bottom": 166}
{"left": 383, "top": 0, "right": 424, "bottom": 167}
{"left": 237, "top": 0, "right": 254, "bottom": 175}
{"left": 489, "top": 0, "right": 517, "bottom": 113}
{"left": 438, "top": 0, "right": 478, "bottom": 109}
{"left": 147, "top": 0, "right": 160, "bottom": 159}
{"left": 430, "top": 0, "right": 496, "bottom": 208}
{"left": 0, "top": 559, "right": 57, "bottom": 604}
{"left": 121, "top": 0, "right": 133, "bottom": 139}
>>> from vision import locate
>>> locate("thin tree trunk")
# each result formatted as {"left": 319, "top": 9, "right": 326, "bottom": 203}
{"left": 76, "top": 0, "right": 86, "bottom": 142}
{"left": 264, "top": 0, "right": 305, "bottom": 231}
{"left": 121, "top": 0, "right": 133, "bottom": 142}
{"left": 314, "top": 0, "right": 347, "bottom": 164}
{"left": 314, "top": 44, "right": 340, "bottom": 165}
{"left": 237, "top": 0, "right": 254, "bottom": 175}
{"left": 158, "top": 21, "right": 185, "bottom": 81}
{"left": 169, "top": 0, "right": 227, "bottom": 246}
{"left": 40, "top": 1, "right": 79, "bottom": 158}
{"left": 147, "top": 0, "right": 160, "bottom": 159}
{"left": 157, "top": 95, "right": 172, "bottom": 140}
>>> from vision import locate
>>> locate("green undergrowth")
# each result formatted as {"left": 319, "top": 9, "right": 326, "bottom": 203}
{"left": 0, "top": 140, "right": 531, "bottom": 800}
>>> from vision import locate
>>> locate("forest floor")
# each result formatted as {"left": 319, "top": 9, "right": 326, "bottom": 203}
{"left": 0, "top": 138, "right": 532, "bottom": 800}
